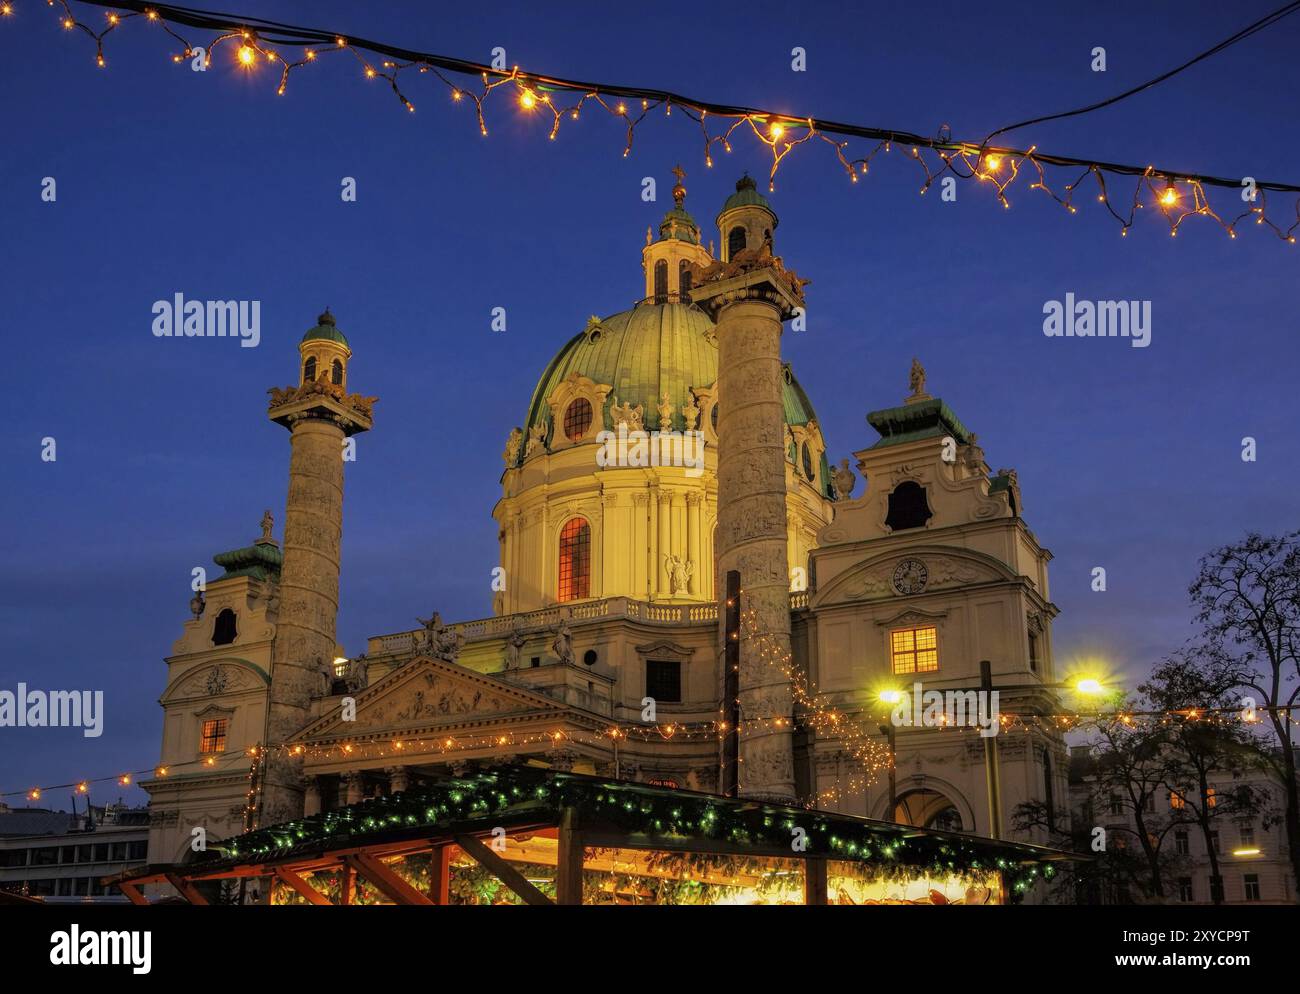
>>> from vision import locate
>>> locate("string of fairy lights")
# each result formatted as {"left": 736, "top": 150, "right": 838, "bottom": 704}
{"left": 8, "top": 0, "right": 1300, "bottom": 243}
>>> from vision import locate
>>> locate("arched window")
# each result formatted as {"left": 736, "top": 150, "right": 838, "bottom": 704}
{"left": 727, "top": 225, "right": 746, "bottom": 259}
{"left": 710, "top": 402, "right": 719, "bottom": 432}
{"left": 653, "top": 260, "right": 668, "bottom": 303}
{"left": 557, "top": 518, "right": 591, "bottom": 602}
{"left": 331, "top": 359, "right": 343, "bottom": 385}
{"left": 302, "top": 356, "right": 317, "bottom": 383}
{"left": 678, "top": 260, "right": 693, "bottom": 302}
{"left": 212, "top": 608, "right": 238, "bottom": 646}
{"left": 884, "top": 481, "right": 933, "bottom": 531}
{"left": 801, "top": 442, "right": 814, "bottom": 481}
{"left": 563, "top": 398, "right": 593, "bottom": 441}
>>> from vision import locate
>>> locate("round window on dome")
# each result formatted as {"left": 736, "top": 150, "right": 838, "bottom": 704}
{"left": 802, "top": 442, "right": 814, "bottom": 481}
{"left": 564, "top": 398, "right": 594, "bottom": 441}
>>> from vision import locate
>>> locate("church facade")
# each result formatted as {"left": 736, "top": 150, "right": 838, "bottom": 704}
{"left": 142, "top": 173, "right": 1068, "bottom": 881}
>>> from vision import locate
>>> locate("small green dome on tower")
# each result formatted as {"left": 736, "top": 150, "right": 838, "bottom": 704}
{"left": 716, "top": 174, "right": 777, "bottom": 227}
{"left": 301, "top": 308, "right": 350, "bottom": 346}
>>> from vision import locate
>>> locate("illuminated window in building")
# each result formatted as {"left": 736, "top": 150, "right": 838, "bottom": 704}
{"left": 890, "top": 626, "right": 938, "bottom": 674}
{"left": 557, "top": 517, "right": 591, "bottom": 602}
{"left": 727, "top": 225, "right": 746, "bottom": 259}
{"left": 654, "top": 260, "right": 668, "bottom": 303}
{"left": 200, "top": 718, "right": 228, "bottom": 754}
{"left": 885, "top": 481, "right": 933, "bottom": 531}
{"left": 645, "top": 660, "right": 681, "bottom": 703}
{"left": 1170, "top": 790, "right": 1186, "bottom": 810}
{"left": 678, "top": 261, "right": 692, "bottom": 302}
{"left": 331, "top": 359, "right": 343, "bottom": 385}
{"left": 303, "top": 356, "right": 317, "bottom": 382}
{"left": 563, "top": 398, "right": 594, "bottom": 441}
{"left": 212, "top": 608, "right": 237, "bottom": 646}
{"left": 1205, "top": 786, "right": 1217, "bottom": 808}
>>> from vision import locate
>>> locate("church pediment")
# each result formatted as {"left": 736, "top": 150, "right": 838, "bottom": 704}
{"left": 294, "top": 656, "right": 568, "bottom": 742}
{"left": 813, "top": 547, "right": 1017, "bottom": 607}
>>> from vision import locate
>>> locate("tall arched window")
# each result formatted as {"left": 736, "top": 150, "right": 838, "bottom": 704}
{"left": 678, "top": 260, "right": 693, "bottom": 302}
{"left": 727, "top": 225, "right": 746, "bottom": 259}
{"left": 653, "top": 260, "right": 668, "bottom": 303}
{"left": 302, "top": 356, "right": 317, "bottom": 383}
{"left": 331, "top": 359, "right": 343, "bottom": 385}
{"left": 558, "top": 517, "right": 591, "bottom": 602}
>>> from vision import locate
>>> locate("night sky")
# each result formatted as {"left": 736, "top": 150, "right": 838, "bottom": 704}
{"left": 2, "top": 1, "right": 1296, "bottom": 807}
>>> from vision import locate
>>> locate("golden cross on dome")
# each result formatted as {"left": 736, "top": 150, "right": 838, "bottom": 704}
{"left": 671, "top": 164, "right": 686, "bottom": 205}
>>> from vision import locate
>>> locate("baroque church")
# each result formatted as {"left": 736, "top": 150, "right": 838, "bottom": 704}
{"left": 143, "top": 172, "right": 1068, "bottom": 871}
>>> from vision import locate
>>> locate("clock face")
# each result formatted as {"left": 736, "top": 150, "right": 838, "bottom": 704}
{"left": 892, "top": 558, "right": 928, "bottom": 595}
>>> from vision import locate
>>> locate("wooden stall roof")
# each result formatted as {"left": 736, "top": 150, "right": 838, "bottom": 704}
{"left": 119, "top": 765, "right": 1079, "bottom": 896}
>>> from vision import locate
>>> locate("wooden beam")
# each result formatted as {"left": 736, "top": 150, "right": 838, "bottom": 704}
{"left": 429, "top": 845, "right": 452, "bottom": 905}
{"left": 340, "top": 864, "right": 354, "bottom": 905}
{"left": 556, "top": 807, "right": 583, "bottom": 906}
{"left": 274, "top": 867, "right": 332, "bottom": 906}
{"left": 345, "top": 854, "right": 434, "bottom": 906}
{"left": 804, "top": 858, "right": 828, "bottom": 905}
{"left": 454, "top": 834, "right": 554, "bottom": 906}
{"left": 163, "top": 872, "right": 210, "bottom": 906}
{"left": 117, "top": 881, "right": 149, "bottom": 906}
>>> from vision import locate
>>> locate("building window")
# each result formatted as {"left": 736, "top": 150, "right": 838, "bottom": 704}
{"left": 200, "top": 718, "right": 228, "bottom": 754}
{"left": 1028, "top": 629, "right": 1040, "bottom": 673}
{"left": 1209, "top": 831, "right": 1220, "bottom": 854}
{"left": 1108, "top": 794, "right": 1123, "bottom": 817}
{"left": 1143, "top": 793, "right": 1155, "bottom": 813}
{"left": 1240, "top": 824, "right": 1255, "bottom": 847}
{"left": 890, "top": 626, "right": 938, "bottom": 674}
{"left": 331, "top": 359, "right": 343, "bottom": 385}
{"left": 884, "top": 481, "right": 933, "bottom": 531}
{"left": 303, "top": 356, "right": 317, "bottom": 382}
{"left": 801, "top": 442, "right": 814, "bottom": 481}
{"left": 212, "top": 608, "right": 237, "bottom": 646}
{"left": 645, "top": 660, "right": 682, "bottom": 703}
{"left": 563, "top": 398, "right": 594, "bottom": 441}
{"left": 1170, "top": 789, "right": 1186, "bottom": 810}
{"left": 1177, "top": 877, "right": 1193, "bottom": 902}
{"left": 1243, "top": 874, "right": 1260, "bottom": 901}
{"left": 654, "top": 259, "right": 668, "bottom": 303}
{"left": 557, "top": 517, "right": 591, "bottom": 602}
{"left": 727, "top": 225, "right": 746, "bottom": 259}
{"left": 1205, "top": 786, "right": 1217, "bottom": 808}
{"left": 1174, "top": 831, "right": 1189, "bottom": 855}
{"left": 678, "top": 261, "right": 693, "bottom": 302}
{"left": 710, "top": 402, "right": 719, "bottom": 432}
{"left": 1209, "top": 876, "right": 1224, "bottom": 903}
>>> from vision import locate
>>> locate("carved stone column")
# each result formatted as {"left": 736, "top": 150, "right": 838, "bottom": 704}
{"left": 343, "top": 771, "right": 366, "bottom": 806}
{"left": 686, "top": 492, "right": 702, "bottom": 595}
{"left": 658, "top": 490, "right": 672, "bottom": 594}
{"left": 386, "top": 766, "right": 411, "bottom": 795}
{"left": 692, "top": 270, "right": 805, "bottom": 803}
{"left": 303, "top": 777, "right": 322, "bottom": 817}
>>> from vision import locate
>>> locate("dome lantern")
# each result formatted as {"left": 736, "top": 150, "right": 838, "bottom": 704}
{"left": 716, "top": 174, "right": 778, "bottom": 263}
{"left": 297, "top": 306, "right": 352, "bottom": 390}
{"left": 641, "top": 166, "right": 713, "bottom": 304}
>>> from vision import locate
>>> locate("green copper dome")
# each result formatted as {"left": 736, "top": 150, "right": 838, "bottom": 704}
{"left": 716, "top": 174, "right": 777, "bottom": 227}
{"left": 301, "top": 308, "right": 349, "bottom": 347}
{"left": 520, "top": 301, "right": 830, "bottom": 492}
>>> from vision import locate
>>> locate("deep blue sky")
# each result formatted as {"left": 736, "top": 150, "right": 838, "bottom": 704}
{"left": 2, "top": 1, "right": 1296, "bottom": 807}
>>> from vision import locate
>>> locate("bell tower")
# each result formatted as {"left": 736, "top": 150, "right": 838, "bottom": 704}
{"left": 690, "top": 180, "right": 805, "bottom": 802}
{"left": 258, "top": 309, "right": 375, "bottom": 827}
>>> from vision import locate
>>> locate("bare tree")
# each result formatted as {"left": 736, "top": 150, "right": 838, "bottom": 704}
{"left": 1188, "top": 531, "right": 1300, "bottom": 898}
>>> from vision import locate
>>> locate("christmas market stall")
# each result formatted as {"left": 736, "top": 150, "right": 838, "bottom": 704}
{"left": 113, "top": 766, "right": 1077, "bottom": 905}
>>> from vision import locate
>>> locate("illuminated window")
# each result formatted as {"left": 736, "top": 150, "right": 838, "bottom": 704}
{"left": 890, "top": 626, "right": 938, "bottom": 674}
{"left": 563, "top": 398, "right": 594, "bottom": 441}
{"left": 1205, "top": 787, "right": 1217, "bottom": 808}
{"left": 200, "top": 718, "right": 228, "bottom": 754}
{"left": 557, "top": 517, "right": 591, "bottom": 602}
{"left": 1170, "top": 790, "right": 1186, "bottom": 810}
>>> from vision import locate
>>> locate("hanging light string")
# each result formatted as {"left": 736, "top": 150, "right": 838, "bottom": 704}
{"left": 9, "top": 0, "right": 1300, "bottom": 242}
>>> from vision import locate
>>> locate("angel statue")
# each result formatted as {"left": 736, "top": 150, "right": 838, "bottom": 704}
{"left": 610, "top": 395, "right": 644, "bottom": 432}
{"left": 665, "top": 554, "right": 695, "bottom": 595}
{"left": 551, "top": 616, "right": 575, "bottom": 666}
{"left": 503, "top": 427, "right": 523, "bottom": 467}
{"left": 657, "top": 392, "right": 674, "bottom": 431}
